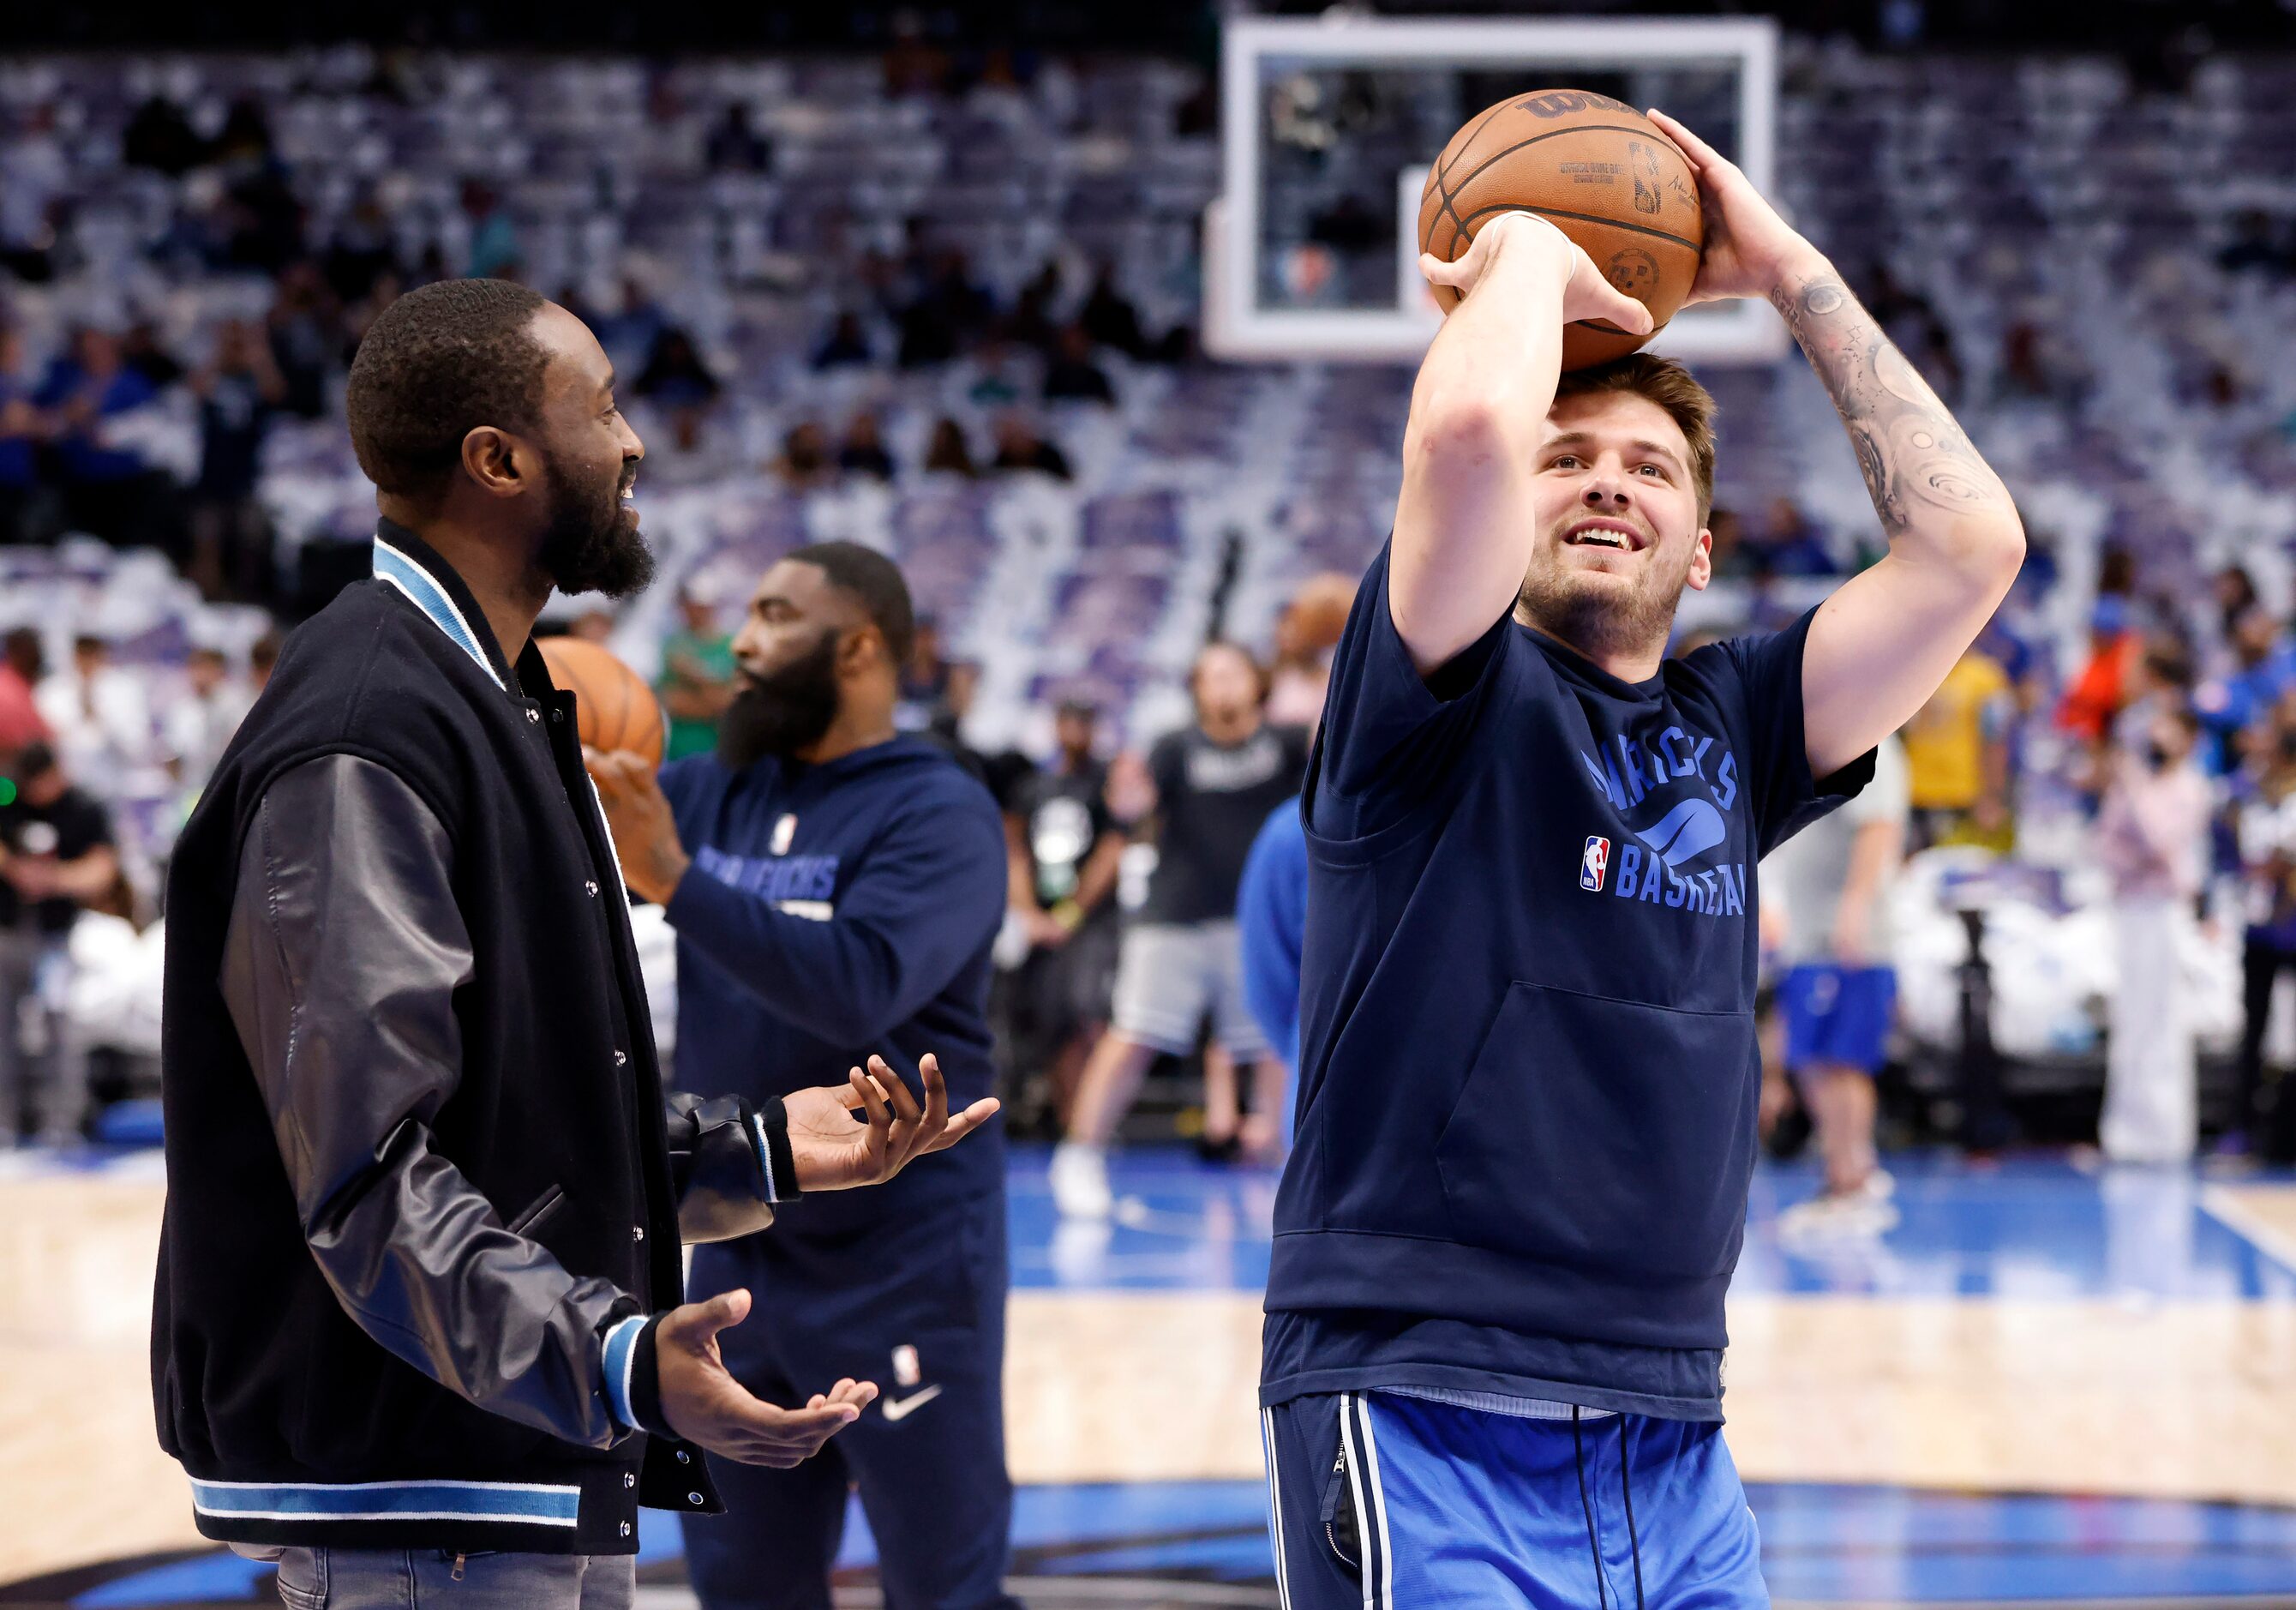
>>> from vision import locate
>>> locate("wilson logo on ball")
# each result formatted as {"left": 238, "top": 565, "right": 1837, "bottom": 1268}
{"left": 1518, "top": 90, "right": 1632, "bottom": 118}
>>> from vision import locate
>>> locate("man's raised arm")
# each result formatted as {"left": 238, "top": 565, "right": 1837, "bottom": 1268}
{"left": 1392, "top": 214, "right": 1652, "bottom": 676}
{"left": 1651, "top": 111, "right": 2025, "bottom": 778}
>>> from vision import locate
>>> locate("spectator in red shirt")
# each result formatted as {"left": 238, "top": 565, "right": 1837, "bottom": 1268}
{"left": 0, "top": 628, "right": 49, "bottom": 757}
{"left": 2058, "top": 594, "right": 2141, "bottom": 742}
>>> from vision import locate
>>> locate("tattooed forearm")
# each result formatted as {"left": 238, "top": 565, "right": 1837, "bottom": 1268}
{"left": 1769, "top": 268, "right": 2014, "bottom": 542}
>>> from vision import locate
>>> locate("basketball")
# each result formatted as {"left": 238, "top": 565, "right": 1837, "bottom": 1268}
{"left": 1417, "top": 88, "right": 1704, "bottom": 370}
{"left": 538, "top": 636, "right": 665, "bottom": 767}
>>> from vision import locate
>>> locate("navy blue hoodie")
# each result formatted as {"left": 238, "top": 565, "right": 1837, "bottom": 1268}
{"left": 1262, "top": 545, "right": 1869, "bottom": 1420}
{"left": 659, "top": 736, "right": 1008, "bottom": 1233}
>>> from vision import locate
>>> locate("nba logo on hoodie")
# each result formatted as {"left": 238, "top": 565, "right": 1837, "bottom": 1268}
{"left": 1580, "top": 835, "right": 1610, "bottom": 892}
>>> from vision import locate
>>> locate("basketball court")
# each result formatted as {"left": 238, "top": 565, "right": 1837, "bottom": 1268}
{"left": 6, "top": 1146, "right": 2296, "bottom": 1605}
{"left": 5, "top": 9, "right": 2293, "bottom": 1607}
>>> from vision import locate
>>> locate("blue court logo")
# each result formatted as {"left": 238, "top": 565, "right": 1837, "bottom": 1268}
{"left": 1634, "top": 797, "right": 1727, "bottom": 869}
{"left": 1580, "top": 835, "right": 1610, "bottom": 892}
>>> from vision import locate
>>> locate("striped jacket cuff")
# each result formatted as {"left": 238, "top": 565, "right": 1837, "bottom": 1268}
{"left": 601, "top": 1313, "right": 668, "bottom": 1438}
{"left": 750, "top": 1097, "right": 800, "bottom": 1201}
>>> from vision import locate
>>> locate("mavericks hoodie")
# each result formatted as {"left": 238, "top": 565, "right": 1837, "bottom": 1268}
{"left": 660, "top": 735, "right": 1008, "bottom": 1232}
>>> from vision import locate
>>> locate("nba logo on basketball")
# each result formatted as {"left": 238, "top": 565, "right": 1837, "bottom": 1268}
{"left": 1580, "top": 835, "right": 1610, "bottom": 892}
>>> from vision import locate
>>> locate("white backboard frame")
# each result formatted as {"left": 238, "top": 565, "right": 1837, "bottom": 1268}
{"left": 1208, "top": 15, "right": 1785, "bottom": 364}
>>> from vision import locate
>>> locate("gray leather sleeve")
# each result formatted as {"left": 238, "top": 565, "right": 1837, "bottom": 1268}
{"left": 662, "top": 1092, "right": 778, "bottom": 1243}
{"left": 220, "top": 754, "right": 638, "bottom": 1450}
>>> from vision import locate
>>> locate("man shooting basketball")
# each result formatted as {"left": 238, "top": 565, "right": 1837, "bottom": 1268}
{"left": 1259, "top": 111, "right": 2023, "bottom": 1608}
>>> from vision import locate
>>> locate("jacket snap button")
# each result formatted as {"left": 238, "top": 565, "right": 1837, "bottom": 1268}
{"left": 624, "top": 1473, "right": 635, "bottom": 1488}
{"left": 688, "top": 1491, "right": 704, "bottom": 1505}
{"left": 633, "top": 1224, "right": 645, "bottom": 1241}
{"left": 585, "top": 880, "right": 600, "bottom": 897}
{"left": 525, "top": 708, "right": 541, "bottom": 724}
{"left": 614, "top": 1050, "right": 628, "bottom": 1066}
{"left": 550, "top": 707, "right": 564, "bottom": 722}
{"left": 676, "top": 1449, "right": 691, "bottom": 1464}
{"left": 619, "top": 1521, "right": 632, "bottom": 1538}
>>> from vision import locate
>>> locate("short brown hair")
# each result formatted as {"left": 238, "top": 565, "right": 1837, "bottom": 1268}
{"left": 1552, "top": 352, "right": 1718, "bottom": 521}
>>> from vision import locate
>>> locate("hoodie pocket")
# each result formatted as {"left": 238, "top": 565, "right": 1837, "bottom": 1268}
{"left": 1435, "top": 982, "right": 1755, "bottom": 1282}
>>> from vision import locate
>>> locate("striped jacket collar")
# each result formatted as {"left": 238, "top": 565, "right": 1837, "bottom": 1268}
{"left": 370, "top": 521, "right": 518, "bottom": 693}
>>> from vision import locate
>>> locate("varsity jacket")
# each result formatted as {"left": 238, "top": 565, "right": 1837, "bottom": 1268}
{"left": 151, "top": 523, "right": 803, "bottom": 1556}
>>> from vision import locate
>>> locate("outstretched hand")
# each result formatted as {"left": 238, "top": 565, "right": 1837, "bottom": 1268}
{"left": 654, "top": 1289, "right": 877, "bottom": 1466}
{"left": 782, "top": 1053, "right": 1001, "bottom": 1192}
{"left": 1421, "top": 211, "right": 1654, "bottom": 336}
{"left": 1645, "top": 109, "right": 1819, "bottom": 304}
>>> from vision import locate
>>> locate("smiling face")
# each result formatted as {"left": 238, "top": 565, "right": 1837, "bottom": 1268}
{"left": 1515, "top": 389, "right": 1712, "bottom": 669}
{"left": 525, "top": 303, "right": 652, "bottom": 598}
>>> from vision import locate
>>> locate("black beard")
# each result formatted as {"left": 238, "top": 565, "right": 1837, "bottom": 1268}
{"left": 717, "top": 631, "right": 842, "bottom": 767}
{"left": 537, "top": 454, "right": 655, "bottom": 599}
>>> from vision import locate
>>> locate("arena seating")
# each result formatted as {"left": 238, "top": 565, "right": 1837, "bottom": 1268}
{"left": 3, "top": 42, "right": 2294, "bottom": 760}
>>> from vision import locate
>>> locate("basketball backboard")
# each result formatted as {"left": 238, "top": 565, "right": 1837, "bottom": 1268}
{"left": 1206, "top": 15, "right": 1785, "bottom": 364}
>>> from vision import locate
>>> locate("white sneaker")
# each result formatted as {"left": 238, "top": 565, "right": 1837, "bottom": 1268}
{"left": 1050, "top": 1141, "right": 1113, "bottom": 1220}
{"left": 1050, "top": 1217, "right": 1114, "bottom": 1283}
{"left": 1777, "top": 1191, "right": 1898, "bottom": 1244}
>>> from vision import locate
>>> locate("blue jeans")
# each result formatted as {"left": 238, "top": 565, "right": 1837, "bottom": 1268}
{"left": 268, "top": 1547, "right": 635, "bottom": 1608}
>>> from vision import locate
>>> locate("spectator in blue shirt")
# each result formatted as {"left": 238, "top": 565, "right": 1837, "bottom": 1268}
{"left": 1748, "top": 495, "right": 1839, "bottom": 578}
{"left": 36, "top": 327, "right": 171, "bottom": 550}
{"left": 0, "top": 325, "right": 50, "bottom": 544}
{"left": 187, "top": 320, "right": 287, "bottom": 601}
{"left": 2198, "top": 607, "right": 2296, "bottom": 774}
{"left": 39, "top": 327, "right": 158, "bottom": 478}
{"left": 1236, "top": 796, "right": 1309, "bottom": 1149}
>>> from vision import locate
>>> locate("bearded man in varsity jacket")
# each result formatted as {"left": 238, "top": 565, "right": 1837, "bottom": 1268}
{"left": 151, "top": 279, "right": 999, "bottom": 1600}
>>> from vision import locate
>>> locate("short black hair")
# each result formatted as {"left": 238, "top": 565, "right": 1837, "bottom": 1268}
{"left": 15, "top": 740, "right": 57, "bottom": 779}
{"left": 346, "top": 278, "right": 552, "bottom": 508}
{"left": 786, "top": 542, "right": 915, "bottom": 670}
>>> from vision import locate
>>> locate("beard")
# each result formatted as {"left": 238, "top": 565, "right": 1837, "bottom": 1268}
{"left": 537, "top": 452, "right": 655, "bottom": 599}
{"left": 717, "top": 629, "right": 842, "bottom": 768}
{"left": 1514, "top": 538, "right": 1694, "bottom": 669}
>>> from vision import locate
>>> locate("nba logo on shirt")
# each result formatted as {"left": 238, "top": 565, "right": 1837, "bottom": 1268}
{"left": 770, "top": 814, "right": 797, "bottom": 855}
{"left": 1580, "top": 835, "right": 1610, "bottom": 892}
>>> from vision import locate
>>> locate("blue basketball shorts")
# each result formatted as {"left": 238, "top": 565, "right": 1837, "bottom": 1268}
{"left": 1260, "top": 1390, "right": 1765, "bottom": 1610}
{"left": 1777, "top": 964, "right": 1896, "bottom": 1076}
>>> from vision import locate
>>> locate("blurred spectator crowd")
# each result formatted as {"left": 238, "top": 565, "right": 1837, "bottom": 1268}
{"left": 2, "top": 38, "right": 2296, "bottom": 1163}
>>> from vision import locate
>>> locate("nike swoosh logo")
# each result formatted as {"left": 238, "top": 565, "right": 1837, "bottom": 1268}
{"left": 879, "top": 1385, "right": 944, "bottom": 1423}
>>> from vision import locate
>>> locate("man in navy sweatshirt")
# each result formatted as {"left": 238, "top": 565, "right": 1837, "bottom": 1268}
{"left": 590, "top": 543, "right": 1016, "bottom": 1610}
{"left": 1259, "top": 115, "right": 2025, "bottom": 1607}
